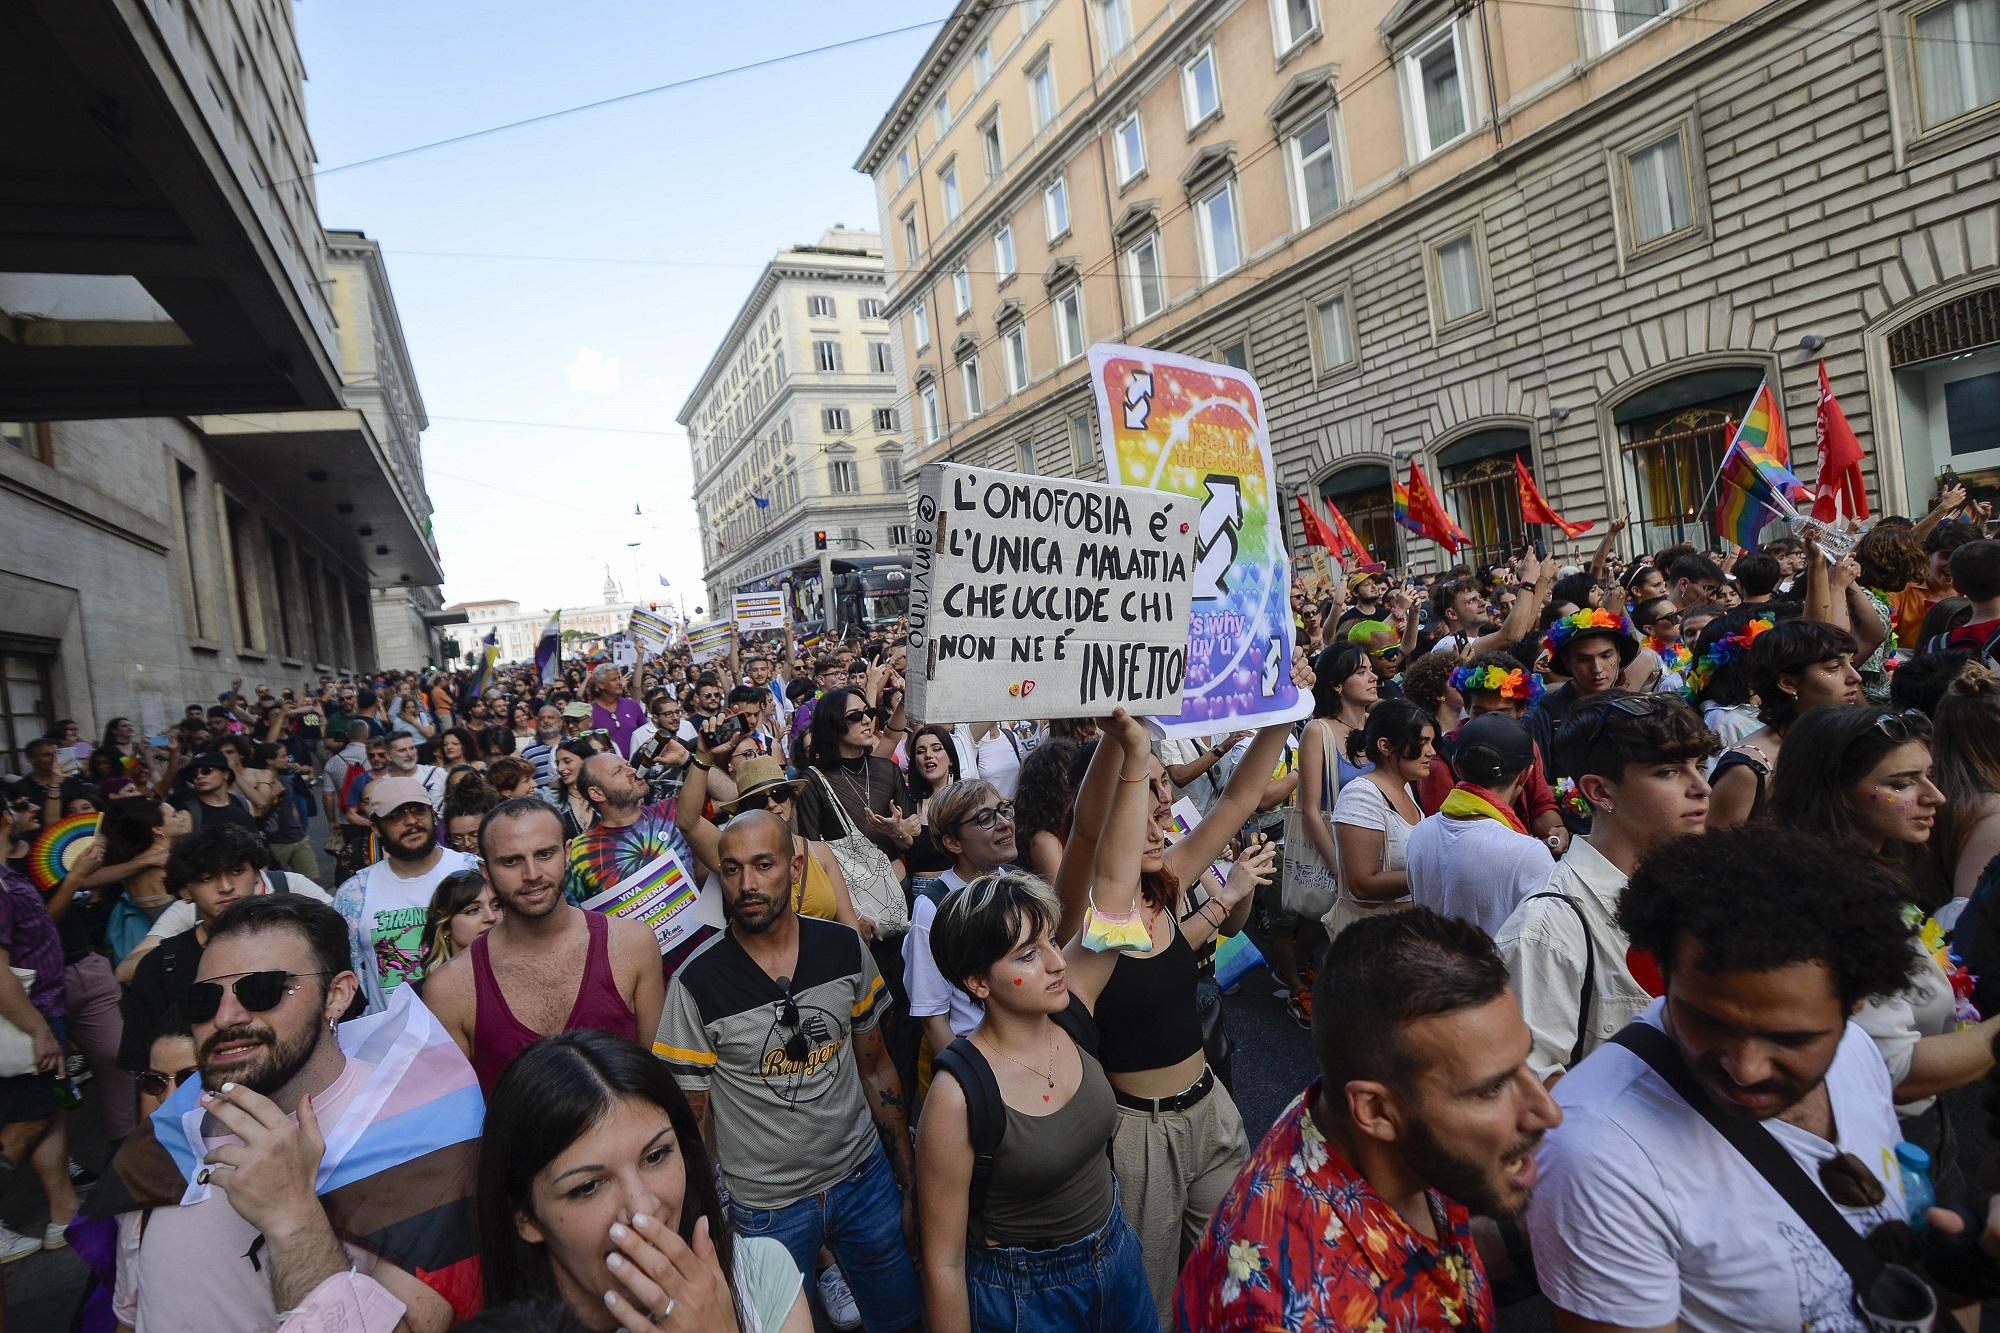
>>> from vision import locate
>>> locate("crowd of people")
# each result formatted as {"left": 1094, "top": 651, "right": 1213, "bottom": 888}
{"left": 11, "top": 490, "right": 2000, "bottom": 1330}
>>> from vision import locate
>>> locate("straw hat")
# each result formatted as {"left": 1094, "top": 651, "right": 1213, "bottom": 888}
{"left": 720, "top": 756, "right": 809, "bottom": 814}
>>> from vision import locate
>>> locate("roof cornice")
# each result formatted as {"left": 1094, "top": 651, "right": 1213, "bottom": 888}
{"left": 854, "top": 0, "right": 996, "bottom": 174}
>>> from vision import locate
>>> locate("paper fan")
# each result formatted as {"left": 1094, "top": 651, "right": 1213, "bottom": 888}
{"left": 28, "top": 813, "right": 99, "bottom": 893}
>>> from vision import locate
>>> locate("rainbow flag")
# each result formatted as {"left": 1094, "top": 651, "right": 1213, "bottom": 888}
{"left": 1714, "top": 379, "right": 1806, "bottom": 549}
{"left": 1392, "top": 474, "right": 1420, "bottom": 536}
{"left": 1730, "top": 378, "right": 1793, "bottom": 470}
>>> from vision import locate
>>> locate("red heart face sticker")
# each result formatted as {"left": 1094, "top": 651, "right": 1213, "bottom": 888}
{"left": 1180, "top": 522, "right": 1190, "bottom": 534}
{"left": 1626, "top": 946, "right": 1664, "bottom": 998}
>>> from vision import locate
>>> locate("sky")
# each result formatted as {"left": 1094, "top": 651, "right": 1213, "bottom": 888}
{"left": 294, "top": 1, "right": 945, "bottom": 616}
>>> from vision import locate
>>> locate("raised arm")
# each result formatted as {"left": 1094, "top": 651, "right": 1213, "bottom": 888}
{"left": 1587, "top": 518, "right": 1630, "bottom": 581}
{"left": 1053, "top": 723, "right": 1123, "bottom": 945}
{"left": 1914, "top": 483, "right": 1969, "bottom": 541}
{"left": 1168, "top": 722, "right": 1289, "bottom": 881}
{"left": 1089, "top": 710, "right": 1166, "bottom": 923}
{"left": 1465, "top": 550, "right": 1554, "bottom": 658}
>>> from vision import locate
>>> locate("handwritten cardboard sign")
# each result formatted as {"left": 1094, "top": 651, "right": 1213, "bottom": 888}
{"left": 906, "top": 462, "right": 1198, "bottom": 723}
{"left": 732, "top": 591, "right": 786, "bottom": 632}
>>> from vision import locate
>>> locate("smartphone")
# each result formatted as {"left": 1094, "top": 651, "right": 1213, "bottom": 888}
{"left": 704, "top": 713, "right": 749, "bottom": 748}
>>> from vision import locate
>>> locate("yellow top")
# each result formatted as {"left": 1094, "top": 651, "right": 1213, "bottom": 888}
{"left": 793, "top": 840, "right": 837, "bottom": 920}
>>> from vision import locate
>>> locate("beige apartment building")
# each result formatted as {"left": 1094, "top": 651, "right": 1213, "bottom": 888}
{"left": 679, "top": 229, "right": 912, "bottom": 616}
{"left": 856, "top": 0, "right": 2000, "bottom": 569}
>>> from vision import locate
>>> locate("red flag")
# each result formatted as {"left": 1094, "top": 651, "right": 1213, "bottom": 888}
{"left": 1811, "top": 361, "right": 1869, "bottom": 523}
{"left": 1404, "top": 460, "right": 1464, "bottom": 554}
{"left": 1515, "top": 457, "right": 1594, "bottom": 538}
{"left": 1296, "top": 492, "right": 1338, "bottom": 550}
{"left": 1323, "top": 498, "right": 1370, "bottom": 565}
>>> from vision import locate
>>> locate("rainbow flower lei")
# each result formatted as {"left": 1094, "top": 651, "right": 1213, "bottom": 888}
{"left": 1648, "top": 637, "right": 1693, "bottom": 677}
{"left": 1680, "top": 614, "right": 1774, "bottom": 702}
{"left": 1904, "top": 902, "right": 1980, "bottom": 1026}
{"left": 1554, "top": 776, "right": 1591, "bottom": 820}
{"left": 1450, "top": 662, "right": 1545, "bottom": 706}
{"left": 1543, "top": 608, "right": 1637, "bottom": 663}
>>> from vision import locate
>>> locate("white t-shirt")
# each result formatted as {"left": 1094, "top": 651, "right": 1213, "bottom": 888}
{"left": 333, "top": 849, "right": 480, "bottom": 1011}
{"left": 1528, "top": 1002, "right": 1909, "bottom": 1333}
{"left": 1331, "top": 776, "right": 1414, "bottom": 887}
{"left": 972, "top": 729, "right": 1023, "bottom": 799}
{"left": 903, "top": 869, "right": 984, "bottom": 1038}
{"left": 1405, "top": 812, "right": 1553, "bottom": 938}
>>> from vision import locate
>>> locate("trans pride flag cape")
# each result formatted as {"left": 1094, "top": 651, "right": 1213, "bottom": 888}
{"left": 81, "top": 987, "right": 484, "bottom": 1321}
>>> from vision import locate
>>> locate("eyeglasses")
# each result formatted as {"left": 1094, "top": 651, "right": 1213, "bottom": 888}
{"left": 137, "top": 1066, "right": 199, "bottom": 1099}
{"left": 952, "top": 800, "right": 1015, "bottom": 832}
{"left": 1874, "top": 709, "right": 1933, "bottom": 743}
{"left": 185, "top": 970, "right": 330, "bottom": 1023}
{"left": 840, "top": 710, "right": 871, "bottom": 726}
{"left": 738, "top": 789, "right": 795, "bottom": 811}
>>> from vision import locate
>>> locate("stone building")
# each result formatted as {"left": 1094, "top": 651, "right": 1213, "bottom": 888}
{"left": 855, "top": 0, "right": 2000, "bottom": 570}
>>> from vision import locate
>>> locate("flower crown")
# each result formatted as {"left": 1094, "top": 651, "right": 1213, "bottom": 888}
{"left": 1681, "top": 615, "right": 1775, "bottom": 701}
{"left": 1542, "top": 608, "right": 1638, "bottom": 662}
{"left": 1450, "top": 663, "right": 1545, "bottom": 706}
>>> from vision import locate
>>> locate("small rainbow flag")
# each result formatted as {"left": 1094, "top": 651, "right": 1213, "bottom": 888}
{"left": 1392, "top": 474, "right": 1419, "bottom": 536}
{"left": 1714, "top": 379, "right": 1806, "bottom": 549}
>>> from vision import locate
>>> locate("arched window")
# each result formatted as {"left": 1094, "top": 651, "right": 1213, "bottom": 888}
{"left": 1320, "top": 463, "right": 1397, "bottom": 563}
{"left": 1437, "top": 428, "right": 1531, "bottom": 568}
{"left": 1612, "top": 365, "right": 1766, "bottom": 550}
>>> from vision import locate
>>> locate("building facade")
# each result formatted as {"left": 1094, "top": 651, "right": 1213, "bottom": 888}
{"left": 855, "top": 0, "right": 2000, "bottom": 571}
{"left": 678, "top": 228, "right": 912, "bottom": 614}
{"left": 446, "top": 571, "right": 639, "bottom": 666}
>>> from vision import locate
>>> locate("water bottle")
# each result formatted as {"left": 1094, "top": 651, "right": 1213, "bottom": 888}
{"left": 1896, "top": 1142, "right": 1936, "bottom": 1232}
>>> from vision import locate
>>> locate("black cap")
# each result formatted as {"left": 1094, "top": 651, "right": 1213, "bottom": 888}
{"left": 1455, "top": 714, "right": 1536, "bottom": 785}
{"left": 186, "top": 750, "right": 231, "bottom": 773}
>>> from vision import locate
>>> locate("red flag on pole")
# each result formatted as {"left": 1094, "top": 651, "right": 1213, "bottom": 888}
{"left": 1404, "top": 460, "right": 1464, "bottom": 554}
{"left": 1515, "top": 457, "right": 1594, "bottom": 538}
{"left": 1811, "top": 361, "right": 1869, "bottom": 523}
{"left": 1295, "top": 492, "right": 1338, "bottom": 550}
{"left": 1323, "top": 497, "right": 1370, "bottom": 566}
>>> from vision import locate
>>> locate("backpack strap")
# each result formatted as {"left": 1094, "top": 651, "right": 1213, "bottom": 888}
{"left": 1522, "top": 892, "right": 1595, "bottom": 1068}
{"left": 931, "top": 1037, "right": 1004, "bottom": 1246}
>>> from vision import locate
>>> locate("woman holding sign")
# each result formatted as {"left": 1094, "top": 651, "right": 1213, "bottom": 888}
{"left": 1053, "top": 709, "right": 1284, "bottom": 1326}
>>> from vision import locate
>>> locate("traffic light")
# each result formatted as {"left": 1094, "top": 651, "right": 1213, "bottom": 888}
{"left": 814, "top": 531, "right": 828, "bottom": 550}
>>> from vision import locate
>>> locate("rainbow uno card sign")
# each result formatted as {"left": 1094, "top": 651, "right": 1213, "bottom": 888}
{"left": 731, "top": 591, "right": 787, "bottom": 633}
{"left": 905, "top": 461, "right": 1198, "bottom": 723}
{"left": 1089, "top": 344, "right": 1312, "bottom": 740}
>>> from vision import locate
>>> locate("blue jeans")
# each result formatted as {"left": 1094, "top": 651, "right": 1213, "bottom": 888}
{"left": 730, "top": 1143, "right": 921, "bottom": 1332}
{"left": 966, "top": 1197, "right": 1159, "bottom": 1333}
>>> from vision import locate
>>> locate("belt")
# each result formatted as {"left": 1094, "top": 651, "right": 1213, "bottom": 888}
{"left": 1113, "top": 1065, "right": 1214, "bottom": 1115}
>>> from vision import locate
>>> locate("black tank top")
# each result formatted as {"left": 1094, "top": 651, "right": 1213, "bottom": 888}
{"left": 1092, "top": 924, "right": 1205, "bottom": 1074}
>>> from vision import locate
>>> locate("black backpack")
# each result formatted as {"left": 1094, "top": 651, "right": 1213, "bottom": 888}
{"left": 931, "top": 995, "right": 1102, "bottom": 1242}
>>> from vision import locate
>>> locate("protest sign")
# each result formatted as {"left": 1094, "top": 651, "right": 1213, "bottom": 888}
{"left": 687, "top": 621, "right": 735, "bottom": 664}
{"left": 732, "top": 591, "right": 787, "bottom": 632}
{"left": 577, "top": 845, "right": 724, "bottom": 978}
{"left": 1089, "top": 343, "right": 1312, "bottom": 740}
{"left": 906, "top": 462, "right": 1198, "bottom": 723}
{"left": 610, "top": 633, "right": 637, "bottom": 669}
{"left": 628, "top": 608, "right": 674, "bottom": 652}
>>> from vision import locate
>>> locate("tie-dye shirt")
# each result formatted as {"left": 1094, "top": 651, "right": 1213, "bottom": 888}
{"left": 1175, "top": 1082, "right": 1493, "bottom": 1332}
{"left": 563, "top": 798, "right": 692, "bottom": 907}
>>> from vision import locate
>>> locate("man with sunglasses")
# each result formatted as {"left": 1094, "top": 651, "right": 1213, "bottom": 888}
{"left": 677, "top": 674, "right": 727, "bottom": 745}
{"left": 656, "top": 809, "right": 922, "bottom": 1333}
{"left": 109, "top": 896, "right": 467, "bottom": 1332}
{"left": 332, "top": 777, "right": 478, "bottom": 1013}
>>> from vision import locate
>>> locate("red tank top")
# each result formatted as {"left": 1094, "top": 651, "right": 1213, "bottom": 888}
{"left": 469, "top": 909, "right": 636, "bottom": 1095}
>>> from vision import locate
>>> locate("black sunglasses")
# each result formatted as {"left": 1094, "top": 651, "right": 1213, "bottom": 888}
{"left": 185, "top": 970, "right": 330, "bottom": 1023}
{"left": 739, "top": 789, "right": 795, "bottom": 811}
{"left": 1567, "top": 693, "right": 1675, "bottom": 763}
{"left": 1874, "top": 709, "right": 1933, "bottom": 743}
{"left": 841, "top": 709, "right": 871, "bottom": 726}
{"left": 778, "top": 998, "right": 808, "bottom": 1063}
{"left": 138, "top": 1066, "right": 199, "bottom": 1099}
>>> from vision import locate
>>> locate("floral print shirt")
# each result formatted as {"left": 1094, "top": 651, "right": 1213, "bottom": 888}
{"left": 1175, "top": 1082, "right": 1493, "bottom": 1332}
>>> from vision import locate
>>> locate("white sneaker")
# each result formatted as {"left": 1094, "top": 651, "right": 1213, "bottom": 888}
{"left": 816, "top": 1263, "right": 863, "bottom": 1330}
{"left": 42, "top": 1220, "right": 67, "bottom": 1250}
{"left": 0, "top": 1223, "right": 41, "bottom": 1263}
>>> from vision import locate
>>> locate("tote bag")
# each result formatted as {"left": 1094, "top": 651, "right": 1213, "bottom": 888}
{"left": 1280, "top": 720, "right": 1339, "bottom": 920}
{"left": 808, "top": 768, "right": 910, "bottom": 934}
{"left": 0, "top": 967, "right": 45, "bottom": 1077}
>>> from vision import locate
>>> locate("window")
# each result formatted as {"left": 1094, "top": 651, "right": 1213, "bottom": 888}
{"left": 1, "top": 422, "right": 47, "bottom": 464}
{"left": 1625, "top": 131, "right": 1694, "bottom": 246}
{"left": 1275, "top": 0, "right": 1320, "bottom": 49}
{"left": 1054, "top": 285, "right": 1085, "bottom": 363}
{"left": 830, "top": 460, "right": 860, "bottom": 493}
{"left": 881, "top": 453, "right": 903, "bottom": 487}
{"left": 175, "top": 460, "right": 212, "bottom": 637}
{"left": 940, "top": 161, "right": 962, "bottom": 221}
{"left": 896, "top": 145, "right": 912, "bottom": 184}
{"left": 890, "top": 524, "right": 911, "bottom": 546}
{"left": 1218, "top": 340, "right": 1250, "bottom": 369}
{"left": 1183, "top": 47, "right": 1221, "bottom": 126}
{"left": 1069, "top": 410, "right": 1096, "bottom": 469}
{"left": 1017, "top": 439, "right": 1039, "bottom": 474}
{"left": 1313, "top": 292, "right": 1355, "bottom": 370}
{"left": 1098, "top": 0, "right": 1133, "bottom": 54}
{"left": 974, "top": 39, "right": 993, "bottom": 85}
{"left": 981, "top": 116, "right": 1004, "bottom": 179}
{"left": 1433, "top": 231, "right": 1486, "bottom": 325}
{"left": 823, "top": 407, "right": 851, "bottom": 432}
{"left": 869, "top": 341, "right": 894, "bottom": 374}
{"left": 993, "top": 224, "right": 1016, "bottom": 279}
{"left": 876, "top": 408, "right": 900, "bottom": 431}
{"left": 1126, "top": 232, "right": 1165, "bottom": 319}
{"left": 921, "top": 382, "right": 942, "bottom": 442}
{"left": 1914, "top": 0, "right": 2000, "bottom": 127}
{"left": 1029, "top": 59, "right": 1058, "bottom": 130}
{"left": 1023, "top": 0, "right": 1048, "bottom": 22}
{"left": 935, "top": 91, "right": 952, "bottom": 134}
{"left": 814, "top": 339, "right": 843, "bottom": 372}
{"left": 1289, "top": 110, "right": 1341, "bottom": 226}
{"left": 1406, "top": 23, "right": 1470, "bottom": 156}
{"left": 901, "top": 210, "right": 921, "bottom": 262}
{"left": 952, "top": 262, "right": 973, "bottom": 316}
{"left": 1114, "top": 113, "right": 1146, "bottom": 183}
{"left": 961, "top": 358, "right": 985, "bottom": 416}
{"left": 1003, "top": 323, "right": 1031, "bottom": 392}
{"left": 809, "top": 295, "right": 836, "bottom": 318}
{"left": 859, "top": 297, "right": 883, "bottom": 318}
{"left": 0, "top": 647, "right": 54, "bottom": 776}
{"left": 1196, "top": 182, "right": 1241, "bottom": 278}
{"left": 1597, "top": 0, "right": 1670, "bottom": 47}
{"left": 1044, "top": 176, "right": 1072, "bottom": 238}
{"left": 913, "top": 300, "right": 931, "bottom": 349}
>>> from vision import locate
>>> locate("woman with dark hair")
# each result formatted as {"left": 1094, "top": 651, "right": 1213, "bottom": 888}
{"left": 479, "top": 724, "right": 517, "bottom": 764}
{"left": 416, "top": 867, "right": 500, "bottom": 982}
{"left": 96, "top": 797, "right": 193, "bottom": 964}
{"left": 543, "top": 739, "right": 599, "bottom": 841}
{"left": 435, "top": 725, "right": 482, "bottom": 771}
{"left": 1327, "top": 699, "right": 1435, "bottom": 937}
{"left": 1932, "top": 663, "right": 2000, "bottom": 918}
{"left": 85, "top": 746, "right": 127, "bottom": 792}
{"left": 902, "top": 724, "right": 964, "bottom": 879}
{"left": 1706, "top": 619, "right": 1860, "bottom": 829}
{"left": 1683, "top": 603, "right": 1793, "bottom": 757}
{"left": 916, "top": 872, "right": 1158, "bottom": 1332}
{"left": 1850, "top": 525, "right": 1924, "bottom": 702}
{"left": 794, "top": 686, "right": 915, "bottom": 868}
{"left": 1013, "top": 737, "right": 1082, "bottom": 884}
{"left": 1303, "top": 643, "right": 1380, "bottom": 794}
{"left": 477, "top": 1030, "right": 810, "bottom": 1332}
{"left": 1771, "top": 703, "right": 1997, "bottom": 1191}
